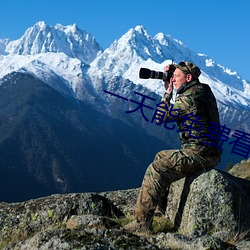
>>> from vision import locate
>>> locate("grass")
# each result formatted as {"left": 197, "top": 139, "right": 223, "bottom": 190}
{"left": 112, "top": 216, "right": 134, "bottom": 227}
{"left": 225, "top": 230, "right": 250, "bottom": 245}
{"left": 113, "top": 214, "right": 174, "bottom": 235}
{"left": 152, "top": 216, "right": 174, "bottom": 234}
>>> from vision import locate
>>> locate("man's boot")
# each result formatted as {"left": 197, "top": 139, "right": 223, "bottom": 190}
{"left": 123, "top": 218, "right": 153, "bottom": 234}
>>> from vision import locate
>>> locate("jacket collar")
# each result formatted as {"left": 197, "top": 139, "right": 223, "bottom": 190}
{"left": 177, "top": 79, "right": 200, "bottom": 94}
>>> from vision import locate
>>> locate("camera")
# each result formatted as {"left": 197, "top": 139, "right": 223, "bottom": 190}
{"left": 139, "top": 65, "right": 176, "bottom": 82}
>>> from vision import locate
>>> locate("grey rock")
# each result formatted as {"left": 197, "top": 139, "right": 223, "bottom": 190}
{"left": 165, "top": 169, "right": 250, "bottom": 241}
{"left": 156, "top": 232, "right": 227, "bottom": 250}
{"left": 4, "top": 228, "right": 161, "bottom": 250}
{"left": 101, "top": 188, "right": 140, "bottom": 215}
{"left": 235, "top": 240, "right": 250, "bottom": 250}
{"left": 0, "top": 192, "right": 123, "bottom": 248}
{"left": 1, "top": 168, "right": 250, "bottom": 249}
{"left": 65, "top": 214, "right": 120, "bottom": 230}
{"left": 229, "top": 158, "right": 250, "bottom": 180}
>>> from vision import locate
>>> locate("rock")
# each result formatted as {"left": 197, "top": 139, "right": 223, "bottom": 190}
{"left": 165, "top": 169, "right": 250, "bottom": 241}
{"left": 235, "top": 240, "right": 250, "bottom": 250}
{"left": 156, "top": 232, "right": 228, "bottom": 250}
{"left": 4, "top": 228, "right": 161, "bottom": 250}
{"left": 65, "top": 214, "right": 120, "bottom": 230}
{"left": 229, "top": 158, "right": 250, "bottom": 180}
{"left": 0, "top": 193, "right": 124, "bottom": 248}
{"left": 101, "top": 188, "right": 140, "bottom": 215}
{"left": 1, "top": 168, "right": 250, "bottom": 249}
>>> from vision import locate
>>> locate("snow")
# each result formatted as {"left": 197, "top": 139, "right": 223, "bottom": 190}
{"left": 205, "top": 59, "right": 215, "bottom": 67}
{"left": 5, "top": 21, "right": 102, "bottom": 64}
{"left": 0, "top": 21, "right": 249, "bottom": 113}
{"left": 89, "top": 25, "right": 250, "bottom": 111}
{"left": 0, "top": 53, "right": 85, "bottom": 93}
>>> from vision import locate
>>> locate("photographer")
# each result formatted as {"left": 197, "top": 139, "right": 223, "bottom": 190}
{"left": 125, "top": 61, "right": 221, "bottom": 233}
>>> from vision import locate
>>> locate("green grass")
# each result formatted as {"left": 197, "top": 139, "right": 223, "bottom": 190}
{"left": 113, "top": 214, "right": 174, "bottom": 234}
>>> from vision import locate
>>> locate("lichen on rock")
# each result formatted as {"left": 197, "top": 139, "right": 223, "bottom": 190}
{"left": 165, "top": 169, "right": 250, "bottom": 241}
{"left": 0, "top": 168, "right": 250, "bottom": 249}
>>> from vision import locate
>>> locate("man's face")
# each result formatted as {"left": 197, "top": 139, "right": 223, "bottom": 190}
{"left": 172, "top": 68, "right": 188, "bottom": 90}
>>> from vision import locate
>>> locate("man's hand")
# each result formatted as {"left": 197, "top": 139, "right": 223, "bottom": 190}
{"left": 163, "top": 65, "right": 174, "bottom": 94}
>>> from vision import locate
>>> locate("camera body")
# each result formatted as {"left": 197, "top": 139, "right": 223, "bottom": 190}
{"left": 139, "top": 65, "right": 176, "bottom": 82}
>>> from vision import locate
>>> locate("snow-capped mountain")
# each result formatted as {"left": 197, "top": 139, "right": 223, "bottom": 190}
{"left": 1, "top": 22, "right": 250, "bottom": 128}
{"left": 0, "top": 39, "right": 9, "bottom": 55}
{"left": 3, "top": 21, "right": 102, "bottom": 64}
{"left": 0, "top": 22, "right": 104, "bottom": 102}
{"left": 0, "top": 52, "right": 99, "bottom": 102}
{"left": 1, "top": 22, "right": 249, "bottom": 200}
{"left": 89, "top": 25, "right": 250, "bottom": 111}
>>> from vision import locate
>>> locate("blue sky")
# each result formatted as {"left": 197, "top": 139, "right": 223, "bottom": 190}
{"left": 1, "top": 0, "right": 250, "bottom": 81}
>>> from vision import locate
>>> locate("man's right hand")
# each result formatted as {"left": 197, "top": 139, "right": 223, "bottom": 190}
{"left": 163, "top": 65, "right": 174, "bottom": 94}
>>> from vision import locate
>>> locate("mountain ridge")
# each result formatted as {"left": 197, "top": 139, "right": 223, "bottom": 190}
{"left": 1, "top": 22, "right": 250, "bottom": 155}
{"left": 1, "top": 22, "right": 249, "bottom": 110}
{"left": 0, "top": 72, "right": 171, "bottom": 202}
{"left": 0, "top": 22, "right": 250, "bottom": 201}
{"left": 3, "top": 21, "right": 102, "bottom": 64}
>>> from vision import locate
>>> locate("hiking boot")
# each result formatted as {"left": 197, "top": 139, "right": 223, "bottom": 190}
{"left": 124, "top": 219, "right": 152, "bottom": 234}
{"left": 154, "top": 205, "right": 166, "bottom": 217}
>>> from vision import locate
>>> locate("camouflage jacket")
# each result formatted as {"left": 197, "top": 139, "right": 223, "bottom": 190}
{"left": 159, "top": 79, "right": 221, "bottom": 156}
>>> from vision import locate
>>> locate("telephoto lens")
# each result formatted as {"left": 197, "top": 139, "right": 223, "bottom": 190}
{"left": 139, "top": 65, "right": 176, "bottom": 82}
{"left": 139, "top": 67, "right": 167, "bottom": 80}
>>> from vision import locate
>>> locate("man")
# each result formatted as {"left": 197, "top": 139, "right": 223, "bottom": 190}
{"left": 124, "top": 61, "right": 221, "bottom": 233}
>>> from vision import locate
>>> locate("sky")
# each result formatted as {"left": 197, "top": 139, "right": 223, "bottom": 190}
{"left": 0, "top": 0, "right": 250, "bottom": 81}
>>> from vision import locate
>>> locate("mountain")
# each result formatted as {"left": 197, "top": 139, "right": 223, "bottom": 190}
{"left": 87, "top": 25, "right": 250, "bottom": 166}
{"left": 89, "top": 25, "right": 250, "bottom": 105}
{"left": 1, "top": 23, "right": 249, "bottom": 133}
{"left": 1, "top": 23, "right": 250, "bottom": 111}
{"left": 0, "top": 72, "right": 170, "bottom": 202}
{"left": 4, "top": 21, "right": 102, "bottom": 64}
{"left": 0, "top": 22, "right": 249, "bottom": 201}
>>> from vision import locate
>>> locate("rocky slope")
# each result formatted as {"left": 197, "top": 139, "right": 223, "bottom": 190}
{"left": 1, "top": 168, "right": 250, "bottom": 250}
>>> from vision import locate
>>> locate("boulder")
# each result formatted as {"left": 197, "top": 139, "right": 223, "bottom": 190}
{"left": 0, "top": 193, "right": 124, "bottom": 248}
{"left": 1, "top": 168, "right": 250, "bottom": 249}
{"left": 229, "top": 158, "right": 250, "bottom": 180}
{"left": 165, "top": 169, "right": 250, "bottom": 241}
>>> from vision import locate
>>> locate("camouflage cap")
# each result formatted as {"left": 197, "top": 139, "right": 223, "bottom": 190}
{"left": 176, "top": 61, "right": 201, "bottom": 79}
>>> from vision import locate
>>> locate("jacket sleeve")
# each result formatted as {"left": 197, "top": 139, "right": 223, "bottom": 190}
{"left": 156, "top": 92, "right": 194, "bottom": 124}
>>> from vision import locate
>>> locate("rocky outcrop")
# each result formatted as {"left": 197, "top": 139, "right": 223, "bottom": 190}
{"left": 229, "top": 158, "right": 250, "bottom": 180}
{"left": 0, "top": 169, "right": 250, "bottom": 249}
{"left": 165, "top": 169, "right": 250, "bottom": 240}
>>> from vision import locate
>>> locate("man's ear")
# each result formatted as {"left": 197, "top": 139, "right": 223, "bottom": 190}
{"left": 186, "top": 74, "right": 193, "bottom": 82}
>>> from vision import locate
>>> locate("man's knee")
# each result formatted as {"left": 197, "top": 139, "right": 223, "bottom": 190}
{"left": 152, "top": 150, "right": 177, "bottom": 171}
{"left": 154, "top": 150, "right": 174, "bottom": 161}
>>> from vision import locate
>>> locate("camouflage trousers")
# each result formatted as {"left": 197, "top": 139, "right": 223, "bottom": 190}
{"left": 134, "top": 148, "right": 220, "bottom": 223}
